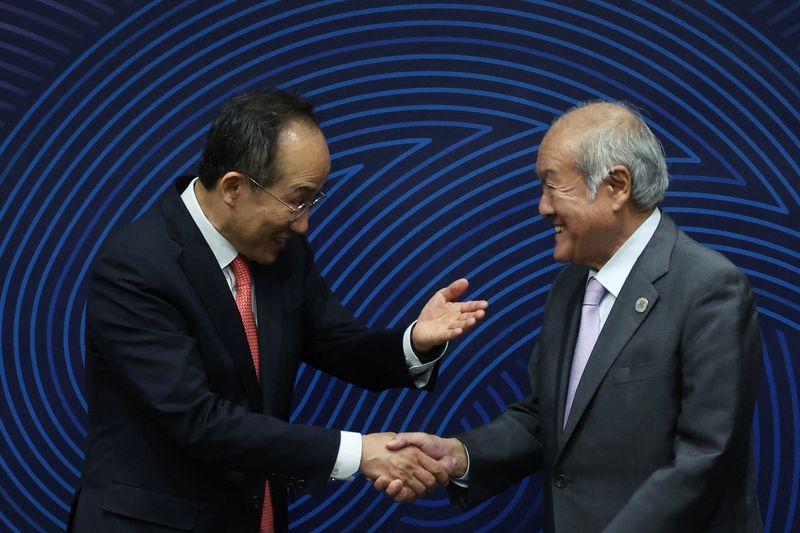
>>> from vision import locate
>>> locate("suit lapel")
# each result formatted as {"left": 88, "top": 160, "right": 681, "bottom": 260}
{"left": 557, "top": 214, "right": 677, "bottom": 452}
{"left": 161, "top": 183, "right": 262, "bottom": 412}
{"left": 253, "top": 260, "right": 285, "bottom": 416}
{"left": 559, "top": 270, "right": 659, "bottom": 444}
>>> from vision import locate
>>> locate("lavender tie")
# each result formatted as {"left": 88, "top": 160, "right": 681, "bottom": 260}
{"left": 563, "top": 277, "right": 606, "bottom": 429}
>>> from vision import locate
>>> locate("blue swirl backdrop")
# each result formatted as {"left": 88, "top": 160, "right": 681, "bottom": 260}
{"left": 1, "top": 1, "right": 798, "bottom": 531}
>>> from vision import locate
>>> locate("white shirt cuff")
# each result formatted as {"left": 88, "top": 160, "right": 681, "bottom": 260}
{"left": 451, "top": 442, "right": 470, "bottom": 487}
{"left": 403, "top": 321, "right": 447, "bottom": 388}
{"left": 330, "top": 431, "right": 362, "bottom": 480}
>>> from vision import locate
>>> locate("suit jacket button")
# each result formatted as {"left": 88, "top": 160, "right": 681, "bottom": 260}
{"left": 554, "top": 474, "right": 567, "bottom": 488}
{"left": 251, "top": 495, "right": 261, "bottom": 509}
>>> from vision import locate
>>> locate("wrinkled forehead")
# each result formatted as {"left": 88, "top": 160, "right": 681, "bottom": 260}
{"left": 536, "top": 128, "right": 581, "bottom": 176}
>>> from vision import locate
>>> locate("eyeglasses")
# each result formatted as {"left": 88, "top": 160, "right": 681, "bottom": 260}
{"left": 245, "top": 175, "right": 326, "bottom": 222}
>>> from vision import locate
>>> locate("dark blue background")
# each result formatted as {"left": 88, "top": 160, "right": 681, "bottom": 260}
{"left": 1, "top": 1, "right": 798, "bottom": 531}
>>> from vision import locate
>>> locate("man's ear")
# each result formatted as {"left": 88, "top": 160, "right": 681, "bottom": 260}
{"left": 219, "top": 171, "right": 246, "bottom": 207}
{"left": 606, "top": 165, "right": 632, "bottom": 211}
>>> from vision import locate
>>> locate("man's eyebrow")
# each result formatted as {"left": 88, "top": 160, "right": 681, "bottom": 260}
{"left": 289, "top": 184, "right": 318, "bottom": 194}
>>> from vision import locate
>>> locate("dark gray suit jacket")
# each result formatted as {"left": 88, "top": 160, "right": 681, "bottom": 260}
{"left": 451, "top": 213, "right": 762, "bottom": 532}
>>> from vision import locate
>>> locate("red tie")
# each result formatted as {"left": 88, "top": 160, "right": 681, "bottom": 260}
{"left": 230, "top": 255, "right": 274, "bottom": 533}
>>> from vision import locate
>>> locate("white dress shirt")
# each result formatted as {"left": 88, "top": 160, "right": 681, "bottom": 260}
{"left": 591, "top": 208, "right": 661, "bottom": 329}
{"left": 180, "top": 178, "right": 442, "bottom": 480}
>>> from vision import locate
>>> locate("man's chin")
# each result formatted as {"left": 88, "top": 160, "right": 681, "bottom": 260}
{"left": 552, "top": 247, "right": 570, "bottom": 264}
{"left": 248, "top": 240, "right": 288, "bottom": 265}
{"left": 255, "top": 251, "right": 279, "bottom": 265}
{"left": 242, "top": 247, "right": 277, "bottom": 266}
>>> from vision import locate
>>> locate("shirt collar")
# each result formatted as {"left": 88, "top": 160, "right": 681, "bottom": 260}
{"left": 180, "top": 177, "right": 238, "bottom": 269}
{"left": 590, "top": 208, "right": 661, "bottom": 296}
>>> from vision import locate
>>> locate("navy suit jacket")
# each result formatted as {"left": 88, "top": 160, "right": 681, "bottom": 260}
{"left": 451, "top": 213, "right": 762, "bottom": 532}
{"left": 70, "top": 178, "right": 430, "bottom": 532}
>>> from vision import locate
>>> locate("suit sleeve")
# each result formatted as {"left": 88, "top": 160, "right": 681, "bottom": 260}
{"left": 605, "top": 260, "right": 762, "bottom": 531}
{"left": 297, "top": 238, "right": 435, "bottom": 391}
{"left": 86, "top": 244, "right": 340, "bottom": 489}
{"left": 448, "top": 343, "right": 545, "bottom": 508}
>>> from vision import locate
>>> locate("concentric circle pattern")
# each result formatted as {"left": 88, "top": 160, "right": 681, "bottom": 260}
{"left": 1, "top": 1, "right": 798, "bottom": 531}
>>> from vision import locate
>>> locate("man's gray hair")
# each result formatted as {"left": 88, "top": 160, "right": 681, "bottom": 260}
{"left": 560, "top": 101, "right": 669, "bottom": 210}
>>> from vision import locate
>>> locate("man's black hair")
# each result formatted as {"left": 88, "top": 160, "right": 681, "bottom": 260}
{"left": 198, "top": 90, "right": 319, "bottom": 189}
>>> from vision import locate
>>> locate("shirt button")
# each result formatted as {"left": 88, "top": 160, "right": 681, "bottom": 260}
{"left": 554, "top": 474, "right": 567, "bottom": 488}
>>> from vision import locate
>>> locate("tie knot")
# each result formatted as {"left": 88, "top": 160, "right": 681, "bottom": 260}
{"left": 230, "top": 254, "right": 251, "bottom": 286}
{"left": 583, "top": 277, "right": 605, "bottom": 306}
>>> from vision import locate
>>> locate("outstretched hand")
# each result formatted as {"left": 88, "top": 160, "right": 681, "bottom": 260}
{"left": 412, "top": 279, "right": 488, "bottom": 353}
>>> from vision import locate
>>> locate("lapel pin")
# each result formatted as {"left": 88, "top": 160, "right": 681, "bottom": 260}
{"left": 635, "top": 297, "right": 648, "bottom": 313}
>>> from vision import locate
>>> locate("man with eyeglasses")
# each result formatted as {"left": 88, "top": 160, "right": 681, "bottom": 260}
{"left": 70, "top": 90, "right": 488, "bottom": 533}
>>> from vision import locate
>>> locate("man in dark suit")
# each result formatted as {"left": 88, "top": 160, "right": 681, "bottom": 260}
{"left": 69, "top": 90, "right": 488, "bottom": 532}
{"left": 381, "top": 101, "right": 762, "bottom": 531}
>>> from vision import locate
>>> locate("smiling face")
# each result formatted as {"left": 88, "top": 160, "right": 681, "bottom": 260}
{"left": 218, "top": 119, "right": 330, "bottom": 265}
{"left": 536, "top": 125, "right": 621, "bottom": 270}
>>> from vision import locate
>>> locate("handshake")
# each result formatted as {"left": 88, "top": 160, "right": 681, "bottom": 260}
{"left": 358, "top": 432, "right": 467, "bottom": 502}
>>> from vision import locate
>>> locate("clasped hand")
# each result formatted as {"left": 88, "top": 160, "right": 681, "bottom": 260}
{"left": 360, "top": 432, "right": 467, "bottom": 503}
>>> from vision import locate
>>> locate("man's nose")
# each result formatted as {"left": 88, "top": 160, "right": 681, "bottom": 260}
{"left": 539, "top": 190, "right": 553, "bottom": 218}
{"left": 289, "top": 210, "right": 309, "bottom": 234}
